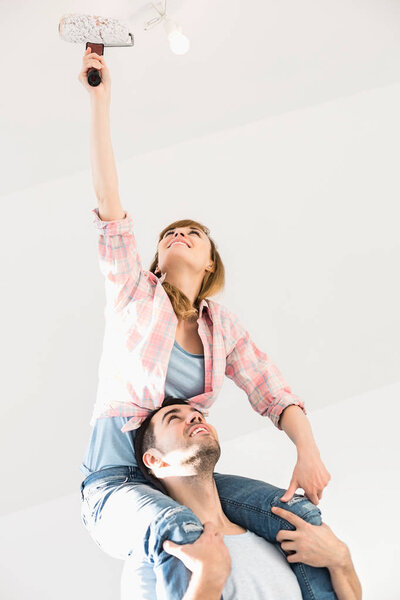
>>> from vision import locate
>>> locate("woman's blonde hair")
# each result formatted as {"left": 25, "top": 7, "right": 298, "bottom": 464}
{"left": 149, "top": 219, "right": 225, "bottom": 320}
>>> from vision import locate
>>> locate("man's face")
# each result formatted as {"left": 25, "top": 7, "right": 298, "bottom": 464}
{"left": 143, "top": 404, "right": 220, "bottom": 477}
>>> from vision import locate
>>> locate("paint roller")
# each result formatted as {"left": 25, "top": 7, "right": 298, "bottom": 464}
{"left": 59, "top": 14, "right": 134, "bottom": 87}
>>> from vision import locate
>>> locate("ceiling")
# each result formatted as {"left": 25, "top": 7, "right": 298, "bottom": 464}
{"left": 1, "top": 0, "right": 400, "bottom": 198}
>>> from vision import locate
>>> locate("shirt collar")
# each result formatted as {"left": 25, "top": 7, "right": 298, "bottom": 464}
{"left": 198, "top": 298, "right": 209, "bottom": 318}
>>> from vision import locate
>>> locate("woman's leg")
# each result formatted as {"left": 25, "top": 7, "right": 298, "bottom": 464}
{"left": 214, "top": 472, "right": 337, "bottom": 600}
{"left": 81, "top": 467, "right": 215, "bottom": 600}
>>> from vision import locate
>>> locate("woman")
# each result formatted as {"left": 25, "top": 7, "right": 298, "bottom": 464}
{"left": 78, "top": 48, "right": 334, "bottom": 599}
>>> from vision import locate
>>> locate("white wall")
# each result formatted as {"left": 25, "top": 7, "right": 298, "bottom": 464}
{"left": 1, "top": 383, "right": 399, "bottom": 599}
{"left": 1, "top": 82, "right": 399, "bottom": 515}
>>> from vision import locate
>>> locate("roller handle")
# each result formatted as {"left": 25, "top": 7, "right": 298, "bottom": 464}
{"left": 85, "top": 42, "right": 104, "bottom": 87}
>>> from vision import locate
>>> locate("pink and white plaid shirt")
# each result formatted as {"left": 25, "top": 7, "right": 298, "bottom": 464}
{"left": 90, "top": 208, "right": 305, "bottom": 433}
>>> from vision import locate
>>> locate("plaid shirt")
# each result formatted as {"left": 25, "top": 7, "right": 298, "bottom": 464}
{"left": 91, "top": 208, "right": 306, "bottom": 433}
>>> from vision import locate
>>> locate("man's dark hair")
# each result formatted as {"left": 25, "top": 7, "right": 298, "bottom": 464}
{"left": 133, "top": 396, "right": 191, "bottom": 495}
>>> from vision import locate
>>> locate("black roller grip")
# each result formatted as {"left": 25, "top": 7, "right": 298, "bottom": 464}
{"left": 85, "top": 42, "right": 104, "bottom": 87}
{"left": 87, "top": 68, "right": 102, "bottom": 87}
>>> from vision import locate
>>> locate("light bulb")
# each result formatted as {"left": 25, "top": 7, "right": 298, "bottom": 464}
{"left": 164, "top": 19, "right": 190, "bottom": 55}
{"left": 168, "top": 30, "right": 190, "bottom": 55}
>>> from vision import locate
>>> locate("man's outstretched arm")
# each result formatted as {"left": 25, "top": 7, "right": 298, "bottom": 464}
{"left": 272, "top": 506, "right": 362, "bottom": 600}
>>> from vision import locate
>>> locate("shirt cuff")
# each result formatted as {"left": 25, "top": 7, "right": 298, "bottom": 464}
{"left": 91, "top": 207, "right": 134, "bottom": 235}
{"left": 270, "top": 398, "right": 306, "bottom": 430}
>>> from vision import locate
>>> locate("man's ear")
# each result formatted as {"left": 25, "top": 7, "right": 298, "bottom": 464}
{"left": 143, "top": 449, "right": 162, "bottom": 471}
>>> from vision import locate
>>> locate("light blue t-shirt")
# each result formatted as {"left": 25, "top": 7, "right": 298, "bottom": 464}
{"left": 80, "top": 341, "right": 205, "bottom": 476}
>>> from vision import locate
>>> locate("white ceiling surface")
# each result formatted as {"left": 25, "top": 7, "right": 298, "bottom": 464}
{"left": 1, "top": 0, "right": 400, "bottom": 197}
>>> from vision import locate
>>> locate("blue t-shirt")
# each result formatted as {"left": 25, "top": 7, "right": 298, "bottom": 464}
{"left": 80, "top": 341, "right": 205, "bottom": 476}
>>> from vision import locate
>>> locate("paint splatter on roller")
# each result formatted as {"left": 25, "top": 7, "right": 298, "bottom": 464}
{"left": 59, "top": 14, "right": 134, "bottom": 87}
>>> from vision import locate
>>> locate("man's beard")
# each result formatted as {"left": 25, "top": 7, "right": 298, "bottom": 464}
{"left": 182, "top": 439, "right": 221, "bottom": 476}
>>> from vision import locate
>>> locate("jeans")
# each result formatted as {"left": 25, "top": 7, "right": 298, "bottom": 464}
{"left": 81, "top": 466, "right": 336, "bottom": 600}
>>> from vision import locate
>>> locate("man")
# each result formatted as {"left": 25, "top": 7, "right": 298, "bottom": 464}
{"left": 123, "top": 398, "right": 361, "bottom": 600}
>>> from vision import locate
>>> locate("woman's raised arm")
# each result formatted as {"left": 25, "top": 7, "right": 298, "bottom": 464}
{"left": 78, "top": 47, "right": 125, "bottom": 222}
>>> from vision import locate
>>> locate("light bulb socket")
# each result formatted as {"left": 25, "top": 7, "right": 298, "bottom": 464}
{"left": 163, "top": 17, "right": 181, "bottom": 37}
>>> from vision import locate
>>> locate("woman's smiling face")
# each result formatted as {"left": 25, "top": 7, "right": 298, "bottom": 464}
{"left": 156, "top": 225, "right": 214, "bottom": 276}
